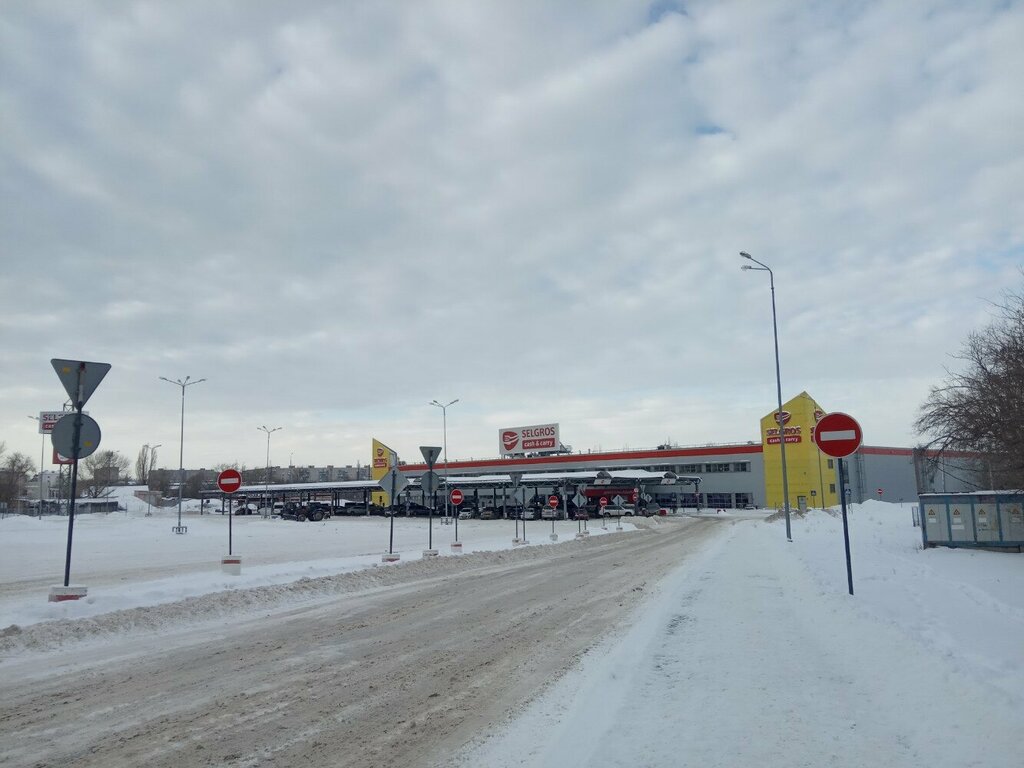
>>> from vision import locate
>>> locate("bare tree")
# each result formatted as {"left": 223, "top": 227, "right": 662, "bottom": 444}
{"left": 135, "top": 445, "right": 161, "bottom": 486}
{"left": 80, "top": 450, "right": 131, "bottom": 498}
{"left": 0, "top": 448, "right": 35, "bottom": 507}
{"left": 916, "top": 286, "right": 1024, "bottom": 489}
{"left": 135, "top": 446, "right": 149, "bottom": 486}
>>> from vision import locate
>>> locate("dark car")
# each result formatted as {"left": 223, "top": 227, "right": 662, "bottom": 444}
{"left": 279, "top": 501, "right": 332, "bottom": 522}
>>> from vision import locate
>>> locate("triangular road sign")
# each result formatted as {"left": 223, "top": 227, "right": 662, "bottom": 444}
{"left": 420, "top": 446, "right": 442, "bottom": 466}
{"left": 51, "top": 359, "right": 111, "bottom": 409}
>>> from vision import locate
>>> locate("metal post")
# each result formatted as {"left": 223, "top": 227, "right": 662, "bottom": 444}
{"left": 28, "top": 415, "right": 44, "bottom": 518}
{"left": 427, "top": 456, "right": 435, "bottom": 550}
{"left": 258, "top": 425, "right": 282, "bottom": 515}
{"left": 388, "top": 474, "right": 397, "bottom": 554}
{"left": 160, "top": 376, "right": 205, "bottom": 534}
{"left": 817, "top": 446, "right": 826, "bottom": 509}
{"left": 430, "top": 399, "right": 459, "bottom": 524}
{"left": 838, "top": 458, "right": 854, "bottom": 595}
{"left": 63, "top": 409, "right": 84, "bottom": 586}
{"left": 39, "top": 430, "right": 44, "bottom": 517}
{"left": 228, "top": 497, "right": 233, "bottom": 555}
{"left": 741, "top": 252, "right": 792, "bottom": 541}
{"left": 177, "top": 385, "right": 184, "bottom": 525}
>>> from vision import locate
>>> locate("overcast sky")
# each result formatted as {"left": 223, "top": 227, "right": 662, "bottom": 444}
{"left": 2, "top": 0, "right": 1022, "bottom": 474}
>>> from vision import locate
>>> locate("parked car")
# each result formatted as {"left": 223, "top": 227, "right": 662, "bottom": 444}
{"left": 458, "top": 509, "right": 474, "bottom": 520}
{"left": 404, "top": 502, "right": 434, "bottom": 517}
{"left": 503, "top": 505, "right": 525, "bottom": 519}
{"left": 601, "top": 503, "right": 633, "bottom": 517}
{"left": 573, "top": 510, "right": 590, "bottom": 520}
{"left": 479, "top": 507, "right": 497, "bottom": 520}
{"left": 279, "top": 502, "right": 306, "bottom": 521}
{"left": 279, "top": 501, "right": 333, "bottom": 522}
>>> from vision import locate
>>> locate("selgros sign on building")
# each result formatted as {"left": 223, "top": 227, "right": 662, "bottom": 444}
{"left": 499, "top": 423, "right": 560, "bottom": 455}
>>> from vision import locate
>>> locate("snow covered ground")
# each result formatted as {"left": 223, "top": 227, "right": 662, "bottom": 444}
{"left": 0, "top": 486, "right": 637, "bottom": 627}
{"left": 451, "top": 501, "right": 1024, "bottom": 768}
{"left": 3, "top": 492, "right": 1021, "bottom": 767}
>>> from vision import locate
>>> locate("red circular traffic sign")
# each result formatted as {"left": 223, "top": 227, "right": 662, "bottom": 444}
{"left": 599, "top": 496, "right": 609, "bottom": 507}
{"left": 217, "top": 468, "right": 242, "bottom": 494}
{"left": 548, "top": 495, "right": 559, "bottom": 508}
{"left": 813, "top": 412, "right": 863, "bottom": 458}
{"left": 450, "top": 489, "right": 464, "bottom": 506}
{"left": 877, "top": 488, "right": 883, "bottom": 497}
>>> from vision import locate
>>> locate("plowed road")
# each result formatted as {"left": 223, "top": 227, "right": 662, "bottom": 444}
{"left": 0, "top": 519, "right": 722, "bottom": 768}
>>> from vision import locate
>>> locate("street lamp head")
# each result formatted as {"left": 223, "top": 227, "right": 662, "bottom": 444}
{"left": 740, "top": 251, "right": 752, "bottom": 259}
{"left": 741, "top": 265, "right": 752, "bottom": 270}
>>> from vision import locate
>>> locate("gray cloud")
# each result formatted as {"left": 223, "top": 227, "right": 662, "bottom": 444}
{"left": 2, "top": 0, "right": 1022, "bottom": 470}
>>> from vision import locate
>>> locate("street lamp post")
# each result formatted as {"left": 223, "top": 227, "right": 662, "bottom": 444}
{"left": 740, "top": 251, "right": 792, "bottom": 541}
{"left": 258, "top": 426, "right": 282, "bottom": 514}
{"left": 429, "top": 399, "right": 459, "bottom": 526}
{"left": 143, "top": 443, "right": 162, "bottom": 516}
{"left": 160, "top": 376, "right": 206, "bottom": 534}
{"left": 27, "top": 415, "right": 44, "bottom": 518}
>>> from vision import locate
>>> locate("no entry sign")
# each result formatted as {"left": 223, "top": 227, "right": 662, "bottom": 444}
{"left": 450, "top": 488, "right": 464, "bottom": 506}
{"left": 599, "top": 496, "right": 609, "bottom": 507}
{"left": 217, "top": 468, "right": 243, "bottom": 494}
{"left": 813, "top": 412, "right": 863, "bottom": 459}
{"left": 548, "top": 495, "right": 559, "bottom": 508}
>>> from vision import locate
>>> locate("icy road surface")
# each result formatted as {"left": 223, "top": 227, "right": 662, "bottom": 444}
{"left": 0, "top": 518, "right": 721, "bottom": 768}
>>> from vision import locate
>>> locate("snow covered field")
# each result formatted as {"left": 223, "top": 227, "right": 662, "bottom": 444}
{"left": 0, "top": 486, "right": 636, "bottom": 627}
{"left": 2, "top": 494, "right": 1021, "bottom": 767}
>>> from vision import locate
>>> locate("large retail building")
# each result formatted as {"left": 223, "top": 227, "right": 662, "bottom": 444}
{"left": 379, "top": 392, "right": 976, "bottom": 510}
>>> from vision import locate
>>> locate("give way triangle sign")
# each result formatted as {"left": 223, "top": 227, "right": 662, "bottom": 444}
{"left": 51, "top": 359, "right": 111, "bottom": 409}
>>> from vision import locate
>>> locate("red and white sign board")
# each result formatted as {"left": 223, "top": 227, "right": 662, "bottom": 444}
{"left": 599, "top": 496, "right": 609, "bottom": 507}
{"left": 548, "top": 495, "right": 559, "bottom": 508}
{"left": 217, "top": 468, "right": 243, "bottom": 494}
{"left": 813, "top": 412, "right": 863, "bottom": 459}
{"left": 38, "top": 411, "right": 65, "bottom": 434}
{"left": 53, "top": 448, "right": 74, "bottom": 465}
{"left": 450, "top": 489, "right": 464, "bottom": 506}
{"left": 877, "top": 488, "right": 883, "bottom": 497}
{"left": 498, "top": 423, "right": 560, "bottom": 455}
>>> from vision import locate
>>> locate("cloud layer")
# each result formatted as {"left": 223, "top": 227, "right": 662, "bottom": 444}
{"left": 2, "top": 0, "right": 1022, "bottom": 470}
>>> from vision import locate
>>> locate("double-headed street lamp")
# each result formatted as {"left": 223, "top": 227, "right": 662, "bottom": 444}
{"left": 740, "top": 251, "right": 792, "bottom": 541}
{"left": 258, "top": 425, "right": 282, "bottom": 513}
{"left": 160, "top": 375, "right": 206, "bottom": 534}
{"left": 430, "top": 398, "right": 459, "bottom": 522}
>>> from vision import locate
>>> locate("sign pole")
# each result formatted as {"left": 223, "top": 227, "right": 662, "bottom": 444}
{"left": 812, "top": 411, "right": 863, "bottom": 596}
{"left": 228, "top": 496, "right": 233, "bottom": 556}
{"left": 63, "top": 408, "right": 84, "bottom": 587}
{"left": 839, "top": 458, "right": 854, "bottom": 596}
{"left": 389, "top": 473, "right": 397, "bottom": 555}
